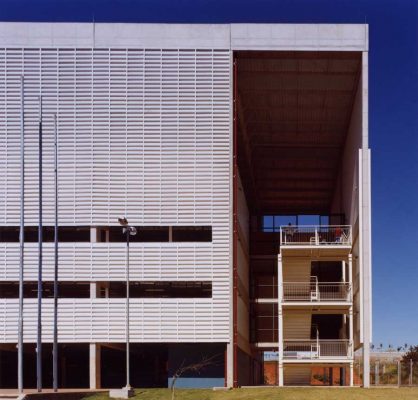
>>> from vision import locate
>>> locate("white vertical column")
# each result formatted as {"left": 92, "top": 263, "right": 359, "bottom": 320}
{"left": 360, "top": 49, "right": 371, "bottom": 388}
{"left": 226, "top": 343, "right": 234, "bottom": 388}
{"left": 90, "top": 227, "right": 97, "bottom": 243}
{"left": 348, "top": 255, "right": 353, "bottom": 299}
{"left": 348, "top": 254, "right": 354, "bottom": 387}
{"left": 89, "top": 227, "right": 101, "bottom": 389}
{"left": 342, "top": 260, "right": 346, "bottom": 283}
{"left": 90, "top": 227, "right": 98, "bottom": 298}
{"left": 349, "top": 256, "right": 354, "bottom": 350}
{"left": 349, "top": 307, "right": 354, "bottom": 355}
{"left": 278, "top": 254, "right": 284, "bottom": 386}
{"left": 89, "top": 278, "right": 101, "bottom": 389}
{"left": 89, "top": 343, "right": 101, "bottom": 389}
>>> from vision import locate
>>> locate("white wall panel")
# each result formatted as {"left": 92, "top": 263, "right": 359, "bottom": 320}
{"left": 0, "top": 243, "right": 231, "bottom": 282}
{"left": 0, "top": 48, "right": 230, "bottom": 226}
{"left": 0, "top": 299, "right": 228, "bottom": 343}
{"left": 0, "top": 47, "right": 231, "bottom": 343}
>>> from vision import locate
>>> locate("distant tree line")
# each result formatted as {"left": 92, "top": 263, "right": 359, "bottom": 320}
{"left": 370, "top": 343, "right": 416, "bottom": 353}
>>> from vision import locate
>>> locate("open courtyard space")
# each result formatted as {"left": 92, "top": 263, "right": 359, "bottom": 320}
{"left": 82, "top": 388, "right": 418, "bottom": 400}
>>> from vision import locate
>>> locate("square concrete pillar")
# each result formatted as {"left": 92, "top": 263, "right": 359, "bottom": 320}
{"left": 278, "top": 362, "right": 284, "bottom": 387}
{"left": 89, "top": 343, "right": 101, "bottom": 389}
{"left": 226, "top": 342, "right": 234, "bottom": 388}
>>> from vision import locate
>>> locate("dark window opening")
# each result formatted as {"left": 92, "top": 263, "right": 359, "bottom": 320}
{"left": 0, "top": 282, "right": 91, "bottom": 298}
{"left": 132, "top": 281, "right": 212, "bottom": 298}
{"left": 311, "top": 315, "right": 344, "bottom": 339}
{"left": 0, "top": 227, "right": 20, "bottom": 242}
{"left": 99, "top": 227, "right": 107, "bottom": 243}
{"left": 138, "top": 227, "right": 169, "bottom": 242}
{"left": 105, "top": 226, "right": 170, "bottom": 243}
{"left": 107, "top": 227, "right": 128, "bottom": 243}
{"left": 311, "top": 261, "right": 342, "bottom": 282}
{"left": 98, "top": 281, "right": 212, "bottom": 298}
{"left": 25, "top": 227, "right": 38, "bottom": 242}
{"left": 172, "top": 226, "right": 212, "bottom": 242}
{"left": 0, "top": 226, "right": 90, "bottom": 242}
{"left": 0, "top": 226, "right": 212, "bottom": 243}
{"left": 43, "top": 226, "right": 90, "bottom": 242}
{"left": 107, "top": 282, "right": 126, "bottom": 297}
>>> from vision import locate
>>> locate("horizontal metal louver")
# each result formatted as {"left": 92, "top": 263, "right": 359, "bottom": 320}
{"left": 0, "top": 47, "right": 231, "bottom": 343}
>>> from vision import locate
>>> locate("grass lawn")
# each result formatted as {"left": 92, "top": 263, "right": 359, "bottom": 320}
{"left": 83, "top": 387, "right": 418, "bottom": 400}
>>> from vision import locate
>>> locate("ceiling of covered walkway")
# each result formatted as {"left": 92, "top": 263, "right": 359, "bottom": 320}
{"left": 236, "top": 50, "right": 362, "bottom": 215}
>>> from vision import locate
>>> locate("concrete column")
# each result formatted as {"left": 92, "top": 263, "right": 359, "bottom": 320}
{"left": 90, "top": 282, "right": 97, "bottom": 299}
{"left": 375, "top": 361, "right": 379, "bottom": 385}
{"left": 362, "top": 311, "right": 371, "bottom": 386}
{"left": 277, "top": 254, "right": 284, "bottom": 387}
{"left": 348, "top": 255, "right": 353, "bottom": 301}
{"left": 89, "top": 343, "right": 101, "bottom": 389}
{"left": 226, "top": 343, "right": 234, "bottom": 388}
{"left": 90, "top": 228, "right": 99, "bottom": 298}
{"left": 90, "top": 227, "right": 97, "bottom": 243}
{"left": 278, "top": 362, "right": 284, "bottom": 387}
{"left": 341, "top": 315, "right": 347, "bottom": 340}
{"left": 342, "top": 260, "right": 346, "bottom": 283}
{"left": 89, "top": 227, "right": 101, "bottom": 390}
{"left": 350, "top": 362, "right": 354, "bottom": 386}
{"left": 349, "top": 308, "right": 354, "bottom": 358}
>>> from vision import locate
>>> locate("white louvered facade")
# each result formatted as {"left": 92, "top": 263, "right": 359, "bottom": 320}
{"left": 0, "top": 47, "right": 232, "bottom": 343}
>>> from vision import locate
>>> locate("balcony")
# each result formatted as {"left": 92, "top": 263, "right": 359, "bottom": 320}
{"left": 279, "top": 225, "right": 352, "bottom": 257}
{"left": 282, "top": 278, "right": 351, "bottom": 305}
{"left": 283, "top": 339, "right": 352, "bottom": 361}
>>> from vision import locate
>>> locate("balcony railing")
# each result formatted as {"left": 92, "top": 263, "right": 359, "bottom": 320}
{"left": 282, "top": 281, "right": 351, "bottom": 302}
{"left": 280, "top": 225, "right": 352, "bottom": 247}
{"left": 283, "top": 340, "right": 352, "bottom": 360}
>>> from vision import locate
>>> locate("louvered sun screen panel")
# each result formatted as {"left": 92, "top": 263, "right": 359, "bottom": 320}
{"left": 0, "top": 48, "right": 231, "bottom": 343}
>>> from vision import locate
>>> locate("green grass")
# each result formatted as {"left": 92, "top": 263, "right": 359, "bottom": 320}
{"left": 83, "top": 387, "right": 418, "bottom": 400}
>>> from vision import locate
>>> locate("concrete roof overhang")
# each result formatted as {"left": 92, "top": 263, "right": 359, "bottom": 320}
{"left": 236, "top": 50, "right": 362, "bottom": 214}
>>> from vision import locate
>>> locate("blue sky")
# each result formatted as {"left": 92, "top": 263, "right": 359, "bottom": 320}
{"left": 1, "top": 0, "right": 418, "bottom": 348}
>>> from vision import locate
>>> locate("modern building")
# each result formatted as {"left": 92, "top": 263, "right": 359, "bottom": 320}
{"left": 0, "top": 22, "right": 372, "bottom": 389}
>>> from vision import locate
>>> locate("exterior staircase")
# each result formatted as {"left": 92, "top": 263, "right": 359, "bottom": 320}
{"left": 283, "top": 309, "right": 312, "bottom": 386}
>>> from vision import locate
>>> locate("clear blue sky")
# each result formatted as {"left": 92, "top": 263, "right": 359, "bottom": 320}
{"left": 1, "top": 0, "right": 418, "bottom": 348}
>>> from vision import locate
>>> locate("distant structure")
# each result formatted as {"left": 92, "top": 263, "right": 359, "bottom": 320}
{"left": 369, "top": 351, "right": 405, "bottom": 363}
{"left": 0, "top": 22, "right": 371, "bottom": 388}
